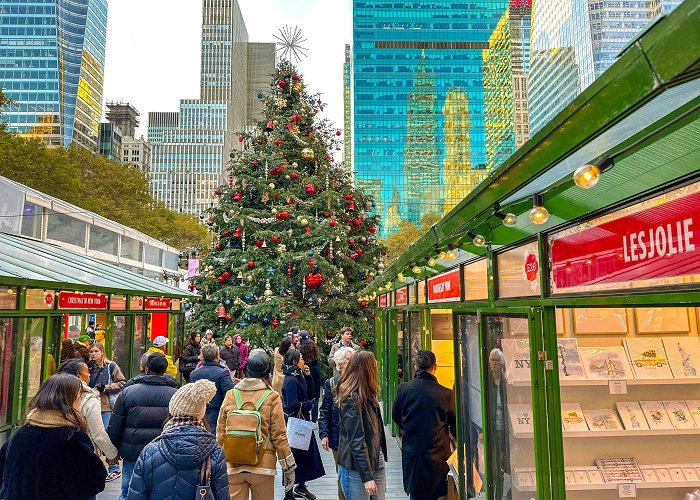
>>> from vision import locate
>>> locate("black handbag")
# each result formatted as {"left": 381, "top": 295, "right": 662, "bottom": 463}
{"left": 196, "top": 456, "right": 215, "bottom": 500}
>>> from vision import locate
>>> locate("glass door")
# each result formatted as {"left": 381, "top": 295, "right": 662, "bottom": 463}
{"left": 111, "top": 315, "right": 132, "bottom": 378}
{"left": 132, "top": 315, "right": 148, "bottom": 376}
{"left": 397, "top": 311, "right": 405, "bottom": 385}
{"left": 483, "top": 314, "right": 538, "bottom": 500}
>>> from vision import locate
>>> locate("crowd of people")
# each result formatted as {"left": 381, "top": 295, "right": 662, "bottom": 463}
{"left": 0, "top": 324, "right": 457, "bottom": 500}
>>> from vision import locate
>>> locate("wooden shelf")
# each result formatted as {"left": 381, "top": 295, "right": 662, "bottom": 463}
{"left": 510, "top": 378, "right": 700, "bottom": 387}
{"left": 513, "top": 428, "right": 700, "bottom": 439}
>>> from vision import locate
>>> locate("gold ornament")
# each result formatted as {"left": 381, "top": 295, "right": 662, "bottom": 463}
{"left": 293, "top": 82, "right": 304, "bottom": 93}
{"left": 301, "top": 148, "right": 314, "bottom": 160}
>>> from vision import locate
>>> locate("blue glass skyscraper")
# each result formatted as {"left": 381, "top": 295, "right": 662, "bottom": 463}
{"left": 353, "top": 0, "right": 509, "bottom": 235}
{"left": 0, "top": 0, "right": 108, "bottom": 151}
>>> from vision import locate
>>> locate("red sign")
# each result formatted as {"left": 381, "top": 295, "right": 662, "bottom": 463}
{"left": 378, "top": 294, "right": 387, "bottom": 308}
{"left": 427, "top": 269, "right": 461, "bottom": 303}
{"left": 44, "top": 293, "right": 54, "bottom": 306}
{"left": 395, "top": 287, "right": 408, "bottom": 306}
{"left": 551, "top": 189, "right": 700, "bottom": 291}
{"left": 58, "top": 292, "right": 108, "bottom": 310}
{"left": 525, "top": 254, "right": 539, "bottom": 281}
{"left": 145, "top": 297, "right": 171, "bottom": 310}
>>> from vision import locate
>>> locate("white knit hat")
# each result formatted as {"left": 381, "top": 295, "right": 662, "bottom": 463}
{"left": 169, "top": 379, "right": 217, "bottom": 420}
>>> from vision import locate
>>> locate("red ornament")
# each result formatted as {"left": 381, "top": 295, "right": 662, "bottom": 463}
{"left": 228, "top": 173, "right": 233, "bottom": 187}
{"left": 257, "top": 139, "right": 263, "bottom": 145}
{"left": 255, "top": 240, "right": 264, "bottom": 248}
{"left": 290, "top": 172, "right": 298, "bottom": 180}
{"left": 348, "top": 239, "right": 355, "bottom": 246}
{"left": 272, "top": 318, "right": 280, "bottom": 328}
{"left": 215, "top": 244, "right": 223, "bottom": 251}
{"left": 349, "top": 254, "right": 357, "bottom": 261}
{"left": 327, "top": 331, "right": 333, "bottom": 339}
{"left": 347, "top": 201, "right": 355, "bottom": 211}
{"left": 233, "top": 227, "right": 241, "bottom": 238}
{"left": 360, "top": 340, "right": 367, "bottom": 347}
{"left": 307, "top": 131, "right": 312, "bottom": 138}
{"left": 226, "top": 314, "right": 232, "bottom": 321}
{"left": 247, "top": 261, "right": 255, "bottom": 269}
{"left": 188, "top": 283, "right": 195, "bottom": 291}
{"left": 293, "top": 75, "right": 301, "bottom": 81}
{"left": 352, "top": 219, "right": 361, "bottom": 227}
{"left": 359, "top": 301, "right": 368, "bottom": 308}
{"left": 288, "top": 262, "right": 292, "bottom": 281}
{"left": 273, "top": 193, "right": 279, "bottom": 199}
{"left": 223, "top": 230, "right": 230, "bottom": 237}
{"left": 304, "top": 183, "right": 317, "bottom": 195}
{"left": 233, "top": 192, "right": 242, "bottom": 201}
{"left": 355, "top": 249, "right": 363, "bottom": 256}
{"left": 305, "top": 272, "right": 324, "bottom": 289}
{"left": 369, "top": 226, "right": 376, "bottom": 233}
{"left": 214, "top": 188, "right": 221, "bottom": 195}
{"left": 251, "top": 160, "right": 258, "bottom": 167}
{"left": 277, "top": 79, "right": 287, "bottom": 88}
{"left": 265, "top": 120, "right": 274, "bottom": 132}
{"left": 345, "top": 194, "right": 353, "bottom": 201}
{"left": 304, "top": 228, "right": 312, "bottom": 234}
{"left": 279, "top": 211, "right": 289, "bottom": 220}
{"left": 369, "top": 312, "right": 375, "bottom": 318}
{"left": 272, "top": 235, "right": 281, "bottom": 243}
{"left": 238, "top": 135, "right": 244, "bottom": 142}
{"left": 336, "top": 130, "right": 342, "bottom": 136}
{"left": 222, "top": 271, "right": 232, "bottom": 279}
{"left": 217, "top": 276, "right": 225, "bottom": 283}
{"left": 329, "top": 220, "right": 337, "bottom": 227}
{"left": 274, "top": 139, "right": 281, "bottom": 146}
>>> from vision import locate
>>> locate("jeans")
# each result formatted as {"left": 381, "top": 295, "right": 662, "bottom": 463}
{"left": 120, "top": 460, "right": 136, "bottom": 500}
{"left": 101, "top": 412, "right": 120, "bottom": 474}
{"left": 339, "top": 461, "right": 385, "bottom": 500}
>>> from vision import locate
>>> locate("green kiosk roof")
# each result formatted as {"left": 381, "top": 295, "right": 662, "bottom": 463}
{"left": 364, "top": 0, "right": 700, "bottom": 295}
{"left": 0, "top": 232, "right": 194, "bottom": 298}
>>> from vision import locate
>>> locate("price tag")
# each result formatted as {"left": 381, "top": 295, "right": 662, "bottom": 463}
{"left": 618, "top": 483, "right": 636, "bottom": 497}
{"left": 609, "top": 380, "right": 628, "bottom": 395}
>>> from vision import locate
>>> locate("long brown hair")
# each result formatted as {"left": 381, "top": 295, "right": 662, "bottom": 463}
{"left": 298, "top": 339, "right": 319, "bottom": 364}
{"left": 29, "top": 374, "right": 87, "bottom": 432}
{"left": 335, "top": 351, "right": 379, "bottom": 408}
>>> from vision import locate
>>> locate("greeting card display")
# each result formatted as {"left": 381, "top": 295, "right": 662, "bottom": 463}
{"left": 508, "top": 404, "right": 533, "bottom": 435}
{"left": 561, "top": 403, "right": 589, "bottom": 432}
{"left": 686, "top": 400, "right": 700, "bottom": 427}
{"left": 501, "top": 338, "right": 531, "bottom": 382}
{"left": 680, "top": 464, "right": 700, "bottom": 481}
{"left": 594, "top": 457, "right": 643, "bottom": 483}
{"left": 663, "top": 337, "right": 700, "bottom": 379}
{"left": 615, "top": 402, "right": 650, "bottom": 430}
{"left": 639, "top": 401, "right": 674, "bottom": 430}
{"left": 653, "top": 467, "right": 671, "bottom": 482}
{"left": 580, "top": 346, "right": 633, "bottom": 380}
{"left": 556, "top": 338, "right": 587, "bottom": 380}
{"left": 584, "top": 410, "right": 623, "bottom": 431}
{"left": 640, "top": 466, "right": 658, "bottom": 482}
{"left": 662, "top": 401, "right": 696, "bottom": 429}
{"left": 624, "top": 338, "right": 673, "bottom": 379}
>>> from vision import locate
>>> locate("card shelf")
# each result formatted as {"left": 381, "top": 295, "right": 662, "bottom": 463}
{"left": 516, "top": 481, "right": 700, "bottom": 492}
{"left": 510, "top": 378, "right": 700, "bottom": 387}
{"left": 513, "top": 428, "right": 700, "bottom": 439}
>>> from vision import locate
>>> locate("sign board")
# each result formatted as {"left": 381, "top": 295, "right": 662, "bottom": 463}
{"left": 497, "top": 241, "right": 541, "bottom": 298}
{"left": 463, "top": 260, "right": 488, "bottom": 300}
{"left": 417, "top": 280, "right": 426, "bottom": 303}
{"left": 427, "top": 269, "right": 461, "bottom": 303}
{"left": 58, "top": 291, "right": 108, "bottom": 310}
{"left": 395, "top": 287, "right": 408, "bottom": 306}
{"left": 145, "top": 297, "right": 171, "bottom": 310}
{"left": 378, "top": 294, "right": 387, "bottom": 308}
{"left": 550, "top": 183, "right": 700, "bottom": 294}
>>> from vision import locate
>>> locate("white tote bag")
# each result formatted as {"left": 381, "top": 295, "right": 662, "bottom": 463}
{"left": 286, "top": 415, "right": 314, "bottom": 451}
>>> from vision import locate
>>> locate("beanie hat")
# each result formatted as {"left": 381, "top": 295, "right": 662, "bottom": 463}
{"left": 169, "top": 379, "right": 217, "bottom": 420}
{"left": 245, "top": 349, "right": 271, "bottom": 379}
{"left": 145, "top": 352, "right": 168, "bottom": 374}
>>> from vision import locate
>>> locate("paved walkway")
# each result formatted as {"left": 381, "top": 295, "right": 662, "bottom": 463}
{"left": 98, "top": 427, "right": 407, "bottom": 499}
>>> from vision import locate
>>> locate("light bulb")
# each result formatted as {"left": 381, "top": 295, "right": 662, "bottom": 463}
{"left": 502, "top": 213, "right": 517, "bottom": 227}
{"left": 412, "top": 265, "right": 422, "bottom": 274}
{"left": 446, "top": 249, "right": 457, "bottom": 260}
{"left": 472, "top": 234, "right": 486, "bottom": 247}
{"left": 428, "top": 258, "right": 437, "bottom": 267}
{"left": 397, "top": 273, "right": 405, "bottom": 282}
{"left": 438, "top": 251, "right": 447, "bottom": 260}
{"left": 573, "top": 164, "right": 601, "bottom": 189}
{"left": 529, "top": 205, "right": 549, "bottom": 225}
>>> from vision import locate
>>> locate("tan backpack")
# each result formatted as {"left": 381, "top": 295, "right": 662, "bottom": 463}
{"left": 222, "top": 388, "right": 273, "bottom": 465}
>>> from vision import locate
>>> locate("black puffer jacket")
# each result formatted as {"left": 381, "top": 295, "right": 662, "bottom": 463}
{"left": 179, "top": 341, "right": 201, "bottom": 374}
{"left": 127, "top": 424, "right": 229, "bottom": 499}
{"left": 338, "top": 395, "right": 388, "bottom": 483}
{"left": 318, "top": 374, "right": 341, "bottom": 450}
{"left": 219, "top": 344, "right": 240, "bottom": 372}
{"left": 106, "top": 374, "right": 178, "bottom": 462}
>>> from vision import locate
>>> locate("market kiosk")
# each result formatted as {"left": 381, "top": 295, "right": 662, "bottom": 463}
{"left": 365, "top": 3, "right": 700, "bottom": 499}
{"left": 0, "top": 233, "right": 193, "bottom": 446}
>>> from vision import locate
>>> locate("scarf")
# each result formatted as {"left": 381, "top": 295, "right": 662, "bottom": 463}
{"left": 162, "top": 416, "right": 207, "bottom": 432}
{"left": 26, "top": 408, "right": 82, "bottom": 429}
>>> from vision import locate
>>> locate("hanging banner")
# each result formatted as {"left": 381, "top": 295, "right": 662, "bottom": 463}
{"left": 550, "top": 183, "right": 700, "bottom": 293}
{"left": 58, "top": 292, "right": 108, "bottom": 310}
{"left": 395, "top": 287, "right": 408, "bottom": 306}
{"left": 427, "top": 269, "right": 461, "bottom": 303}
{"left": 145, "top": 297, "right": 171, "bottom": 310}
{"left": 417, "top": 280, "right": 426, "bottom": 303}
{"left": 378, "top": 294, "right": 387, "bottom": 308}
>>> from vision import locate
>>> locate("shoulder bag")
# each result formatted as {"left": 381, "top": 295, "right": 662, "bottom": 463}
{"left": 196, "top": 456, "right": 215, "bottom": 500}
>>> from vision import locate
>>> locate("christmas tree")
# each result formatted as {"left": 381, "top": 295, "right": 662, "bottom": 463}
{"left": 188, "top": 60, "right": 385, "bottom": 353}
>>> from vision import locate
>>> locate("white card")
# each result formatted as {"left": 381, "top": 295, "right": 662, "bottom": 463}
{"left": 584, "top": 409, "right": 623, "bottom": 431}
{"left": 662, "top": 401, "right": 696, "bottom": 429}
{"left": 615, "top": 402, "right": 650, "bottom": 430}
{"left": 561, "top": 403, "right": 589, "bottom": 432}
{"left": 684, "top": 400, "right": 700, "bottom": 427}
{"left": 508, "top": 403, "right": 534, "bottom": 435}
{"left": 624, "top": 338, "right": 673, "bottom": 379}
{"left": 557, "top": 338, "right": 587, "bottom": 380}
{"left": 580, "top": 346, "right": 633, "bottom": 380}
{"left": 501, "top": 338, "right": 531, "bottom": 382}
{"left": 639, "top": 401, "right": 674, "bottom": 429}
{"left": 663, "top": 337, "right": 700, "bottom": 378}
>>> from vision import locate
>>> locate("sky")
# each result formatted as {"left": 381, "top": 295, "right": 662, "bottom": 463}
{"left": 102, "top": 0, "right": 352, "bottom": 138}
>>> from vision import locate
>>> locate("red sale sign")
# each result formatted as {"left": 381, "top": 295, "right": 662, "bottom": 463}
{"left": 427, "top": 269, "right": 461, "bottom": 303}
{"left": 145, "top": 297, "right": 171, "bottom": 310}
{"left": 378, "top": 294, "right": 387, "bottom": 308}
{"left": 525, "top": 254, "right": 539, "bottom": 281}
{"left": 395, "top": 287, "right": 407, "bottom": 306}
{"left": 58, "top": 292, "right": 108, "bottom": 310}
{"left": 551, "top": 188, "right": 700, "bottom": 292}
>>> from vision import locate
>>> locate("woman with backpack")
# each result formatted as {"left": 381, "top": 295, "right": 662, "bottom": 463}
{"left": 180, "top": 332, "right": 202, "bottom": 382}
{"left": 87, "top": 341, "right": 126, "bottom": 482}
{"left": 282, "top": 349, "right": 325, "bottom": 499}
{"left": 217, "top": 349, "right": 297, "bottom": 500}
{"left": 126, "top": 379, "right": 229, "bottom": 499}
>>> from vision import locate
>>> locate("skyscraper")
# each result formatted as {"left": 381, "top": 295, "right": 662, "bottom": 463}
{"left": 105, "top": 102, "right": 140, "bottom": 139}
{"left": 343, "top": 44, "right": 352, "bottom": 171}
{"left": 529, "top": 0, "right": 680, "bottom": 135}
{"left": 148, "top": 0, "right": 274, "bottom": 215}
{"left": 0, "top": 0, "right": 108, "bottom": 151}
{"left": 352, "top": 0, "right": 507, "bottom": 236}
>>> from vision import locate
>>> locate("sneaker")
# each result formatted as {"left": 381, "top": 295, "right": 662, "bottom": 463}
{"left": 294, "top": 485, "right": 316, "bottom": 500}
{"left": 105, "top": 470, "right": 121, "bottom": 482}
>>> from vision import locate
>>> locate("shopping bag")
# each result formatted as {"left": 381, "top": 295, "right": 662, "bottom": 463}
{"left": 286, "top": 416, "right": 314, "bottom": 450}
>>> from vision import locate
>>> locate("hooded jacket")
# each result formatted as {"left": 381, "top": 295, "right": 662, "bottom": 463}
{"left": 0, "top": 409, "right": 107, "bottom": 500}
{"left": 216, "top": 377, "right": 295, "bottom": 476}
{"left": 127, "top": 424, "right": 229, "bottom": 500}
{"left": 189, "top": 361, "right": 235, "bottom": 433}
{"left": 78, "top": 381, "right": 118, "bottom": 459}
{"left": 106, "top": 374, "right": 178, "bottom": 462}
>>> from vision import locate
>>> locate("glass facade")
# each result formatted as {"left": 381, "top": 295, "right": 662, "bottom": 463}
{"left": 353, "top": 0, "right": 515, "bottom": 236}
{"left": 98, "top": 122, "right": 122, "bottom": 162}
{"left": 529, "top": 0, "right": 680, "bottom": 135}
{"left": 0, "top": 0, "right": 107, "bottom": 151}
{"left": 343, "top": 44, "right": 352, "bottom": 171}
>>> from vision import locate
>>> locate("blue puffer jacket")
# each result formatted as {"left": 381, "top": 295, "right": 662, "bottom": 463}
{"left": 127, "top": 424, "right": 229, "bottom": 500}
